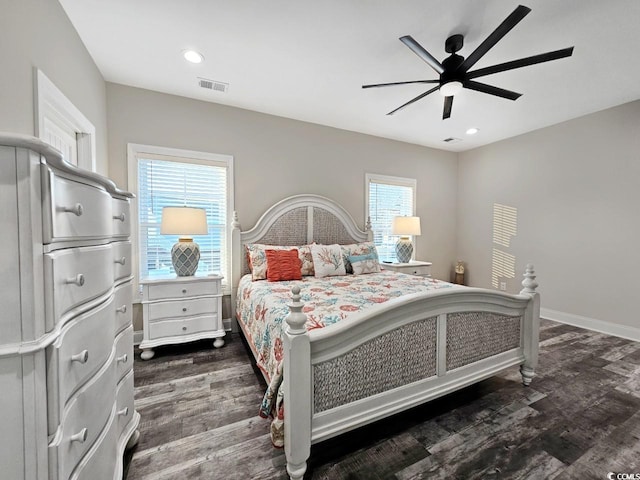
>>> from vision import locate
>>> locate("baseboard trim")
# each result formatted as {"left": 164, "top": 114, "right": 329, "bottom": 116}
{"left": 541, "top": 308, "right": 640, "bottom": 342}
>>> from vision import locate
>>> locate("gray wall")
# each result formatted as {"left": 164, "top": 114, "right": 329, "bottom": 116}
{"left": 0, "top": 0, "right": 109, "bottom": 174}
{"left": 457, "top": 100, "right": 640, "bottom": 333}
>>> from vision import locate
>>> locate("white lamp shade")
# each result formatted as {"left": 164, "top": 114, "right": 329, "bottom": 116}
{"left": 392, "top": 216, "right": 421, "bottom": 236}
{"left": 160, "top": 207, "right": 208, "bottom": 236}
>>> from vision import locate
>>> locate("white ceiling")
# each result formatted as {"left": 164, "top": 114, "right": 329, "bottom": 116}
{"left": 59, "top": 0, "right": 640, "bottom": 152}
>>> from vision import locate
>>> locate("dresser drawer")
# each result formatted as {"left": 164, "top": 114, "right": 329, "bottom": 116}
{"left": 44, "top": 244, "right": 114, "bottom": 328}
{"left": 147, "top": 278, "right": 220, "bottom": 301}
{"left": 111, "top": 198, "right": 131, "bottom": 238}
{"left": 149, "top": 314, "right": 219, "bottom": 340}
{"left": 47, "top": 296, "right": 116, "bottom": 430}
{"left": 49, "top": 352, "right": 116, "bottom": 480}
{"left": 115, "top": 370, "right": 135, "bottom": 441}
{"left": 68, "top": 407, "right": 118, "bottom": 480}
{"left": 148, "top": 296, "right": 217, "bottom": 321}
{"left": 112, "top": 240, "right": 132, "bottom": 281}
{"left": 114, "top": 281, "right": 133, "bottom": 334}
{"left": 114, "top": 326, "right": 133, "bottom": 382}
{"left": 45, "top": 170, "right": 113, "bottom": 242}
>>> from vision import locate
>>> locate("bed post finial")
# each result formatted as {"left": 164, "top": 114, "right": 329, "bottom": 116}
{"left": 520, "top": 264, "right": 538, "bottom": 295}
{"left": 365, "top": 216, "right": 373, "bottom": 242}
{"left": 283, "top": 285, "right": 311, "bottom": 480}
{"left": 231, "top": 211, "right": 240, "bottom": 229}
{"left": 285, "top": 286, "right": 307, "bottom": 335}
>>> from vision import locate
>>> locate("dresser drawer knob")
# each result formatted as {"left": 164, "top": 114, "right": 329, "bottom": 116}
{"left": 182, "top": 307, "right": 188, "bottom": 312}
{"left": 182, "top": 326, "right": 187, "bottom": 331}
{"left": 116, "top": 305, "right": 127, "bottom": 314}
{"left": 71, "top": 350, "right": 89, "bottom": 364}
{"left": 117, "top": 407, "right": 129, "bottom": 417}
{"left": 113, "top": 213, "right": 126, "bottom": 222}
{"left": 62, "top": 203, "right": 84, "bottom": 217}
{"left": 66, "top": 273, "right": 85, "bottom": 287}
{"left": 114, "top": 256, "right": 126, "bottom": 265}
{"left": 117, "top": 354, "right": 128, "bottom": 364}
{"left": 70, "top": 428, "right": 88, "bottom": 443}
{"left": 182, "top": 289, "right": 187, "bottom": 294}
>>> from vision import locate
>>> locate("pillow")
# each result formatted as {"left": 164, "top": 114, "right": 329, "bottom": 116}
{"left": 246, "top": 244, "right": 314, "bottom": 280}
{"left": 311, "top": 244, "right": 346, "bottom": 278}
{"left": 348, "top": 253, "right": 381, "bottom": 275}
{"left": 265, "top": 249, "right": 302, "bottom": 282}
{"left": 341, "top": 242, "right": 379, "bottom": 274}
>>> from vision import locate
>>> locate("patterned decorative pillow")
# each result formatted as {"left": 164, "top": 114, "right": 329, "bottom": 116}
{"left": 246, "top": 244, "right": 314, "bottom": 280}
{"left": 341, "top": 241, "right": 379, "bottom": 274}
{"left": 265, "top": 249, "right": 302, "bottom": 282}
{"left": 348, "top": 253, "right": 381, "bottom": 275}
{"left": 311, "top": 244, "right": 346, "bottom": 278}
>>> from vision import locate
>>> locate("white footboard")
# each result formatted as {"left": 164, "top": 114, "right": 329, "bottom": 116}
{"left": 283, "top": 265, "right": 540, "bottom": 480}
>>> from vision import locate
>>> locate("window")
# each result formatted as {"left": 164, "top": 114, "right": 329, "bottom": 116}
{"left": 365, "top": 173, "right": 416, "bottom": 262}
{"left": 127, "top": 144, "right": 234, "bottom": 292}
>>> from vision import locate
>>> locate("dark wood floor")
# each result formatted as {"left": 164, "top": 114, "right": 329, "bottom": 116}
{"left": 124, "top": 320, "right": 640, "bottom": 480}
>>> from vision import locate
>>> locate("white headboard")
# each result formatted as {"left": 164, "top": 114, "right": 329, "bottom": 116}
{"left": 230, "top": 194, "right": 372, "bottom": 311}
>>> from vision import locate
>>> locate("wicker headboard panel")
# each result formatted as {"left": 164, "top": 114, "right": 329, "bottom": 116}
{"left": 232, "top": 194, "right": 373, "bottom": 284}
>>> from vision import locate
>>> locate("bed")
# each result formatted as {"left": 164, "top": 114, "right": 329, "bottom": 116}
{"left": 231, "top": 194, "right": 540, "bottom": 480}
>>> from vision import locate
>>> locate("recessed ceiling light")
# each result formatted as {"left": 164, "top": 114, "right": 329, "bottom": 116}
{"left": 183, "top": 50, "right": 204, "bottom": 64}
{"left": 466, "top": 127, "right": 479, "bottom": 135}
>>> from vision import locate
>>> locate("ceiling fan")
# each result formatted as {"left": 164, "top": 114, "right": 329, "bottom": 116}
{"left": 363, "top": 5, "right": 574, "bottom": 120}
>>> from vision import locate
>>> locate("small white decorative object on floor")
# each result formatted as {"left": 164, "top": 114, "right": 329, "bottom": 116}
{"left": 140, "top": 274, "right": 225, "bottom": 360}
{"left": 381, "top": 260, "right": 432, "bottom": 277}
{"left": 161, "top": 206, "right": 208, "bottom": 276}
{"left": 392, "top": 216, "right": 421, "bottom": 263}
{"left": 0, "top": 132, "right": 139, "bottom": 480}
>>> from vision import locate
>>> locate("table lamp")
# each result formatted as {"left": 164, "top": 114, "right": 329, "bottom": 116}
{"left": 392, "top": 216, "right": 421, "bottom": 263}
{"left": 161, "top": 206, "right": 208, "bottom": 276}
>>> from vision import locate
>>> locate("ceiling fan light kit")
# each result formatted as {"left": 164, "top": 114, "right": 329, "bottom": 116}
{"left": 363, "top": 4, "right": 574, "bottom": 120}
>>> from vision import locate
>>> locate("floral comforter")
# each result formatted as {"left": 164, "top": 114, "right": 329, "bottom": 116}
{"left": 236, "top": 270, "right": 457, "bottom": 444}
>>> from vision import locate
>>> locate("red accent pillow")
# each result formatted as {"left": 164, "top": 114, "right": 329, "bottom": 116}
{"left": 265, "top": 249, "right": 302, "bottom": 282}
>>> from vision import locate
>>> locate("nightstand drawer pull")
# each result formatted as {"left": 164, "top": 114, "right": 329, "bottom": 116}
{"left": 182, "top": 326, "right": 187, "bottom": 331}
{"left": 117, "top": 354, "right": 128, "bottom": 364}
{"left": 66, "top": 274, "right": 85, "bottom": 287}
{"left": 117, "top": 407, "right": 129, "bottom": 417}
{"left": 113, "top": 213, "right": 126, "bottom": 222}
{"left": 116, "top": 305, "right": 127, "bottom": 314}
{"left": 114, "top": 256, "right": 126, "bottom": 265}
{"left": 182, "top": 307, "right": 187, "bottom": 312}
{"left": 62, "top": 203, "right": 84, "bottom": 217}
{"left": 70, "top": 428, "right": 88, "bottom": 443}
{"left": 71, "top": 349, "right": 89, "bottom": 364}
{"left": 182, "top": 288, "right": 187, "bottom": 294}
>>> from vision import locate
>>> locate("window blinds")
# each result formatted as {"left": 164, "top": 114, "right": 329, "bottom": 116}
{"left": 368, "top": 179, "right": 415, "bottom": 262}
{"left": 137, "top": 157, "right": 228, "bottom": 280}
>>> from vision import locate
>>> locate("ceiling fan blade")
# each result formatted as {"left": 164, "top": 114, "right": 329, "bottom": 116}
{"left": 443, "top": 96, "right": 453, "bottom": 119}
{"left": 399, "top": 35, "right": 445, "bottom": 75}
{"left": 467, "top": 47, "right": 574, "bottom": 79}
{"left": 386, "top": 85, "right": 440, "bottom": 115}
{"left": 463, "top": 80, "right": 522, "bottom": 100}
{"left": 362, "top": 79, "right": 439, "bottom": 89}
{"left": 459, "top": 5, "right": 531, "bottom": 72}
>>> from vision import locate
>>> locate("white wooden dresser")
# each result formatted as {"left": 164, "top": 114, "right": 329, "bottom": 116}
{"left": 0, "top": 133, "right": 140, "bottom": 480}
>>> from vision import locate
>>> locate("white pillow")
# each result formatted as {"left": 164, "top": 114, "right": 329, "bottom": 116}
{"left": 349, "top": 253, "right": 381, "bottom": 275}
{"left": 311, "top": 244, "right": 346, "bottom": 278}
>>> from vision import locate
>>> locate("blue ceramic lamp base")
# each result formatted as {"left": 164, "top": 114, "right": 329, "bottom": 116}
{"left": 171, "top": 238, "right": 200, "bottom": 276}
{"left": 395, "top": 237, "right": 413, "bottom": 263}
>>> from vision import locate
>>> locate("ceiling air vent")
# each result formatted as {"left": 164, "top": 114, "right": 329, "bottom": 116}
{"left": 198, "top": 78, "right": 228, "bottom": 93}
{"left": 443, "top": 137, "right": 462, "bottom": 143}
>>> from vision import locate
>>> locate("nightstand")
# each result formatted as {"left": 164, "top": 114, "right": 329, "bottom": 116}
{"left": 139, "top": 275, "right": 225, "bottom": 360}
{"left": 381, "top": 260, "right": 432, "bottom": 277}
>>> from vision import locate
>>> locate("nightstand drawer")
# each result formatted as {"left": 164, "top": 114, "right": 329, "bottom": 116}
{"left": 148, "top": 296, "right": 217, "bottom": 321}
{"left": 147, "top": 279, "right": 220, "bottom": 300}
{"left": 149, "top": 315, "right": 219, "bottom": 340}
{"left": 406, "top": 265, "right": 431, "bottom": 276}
